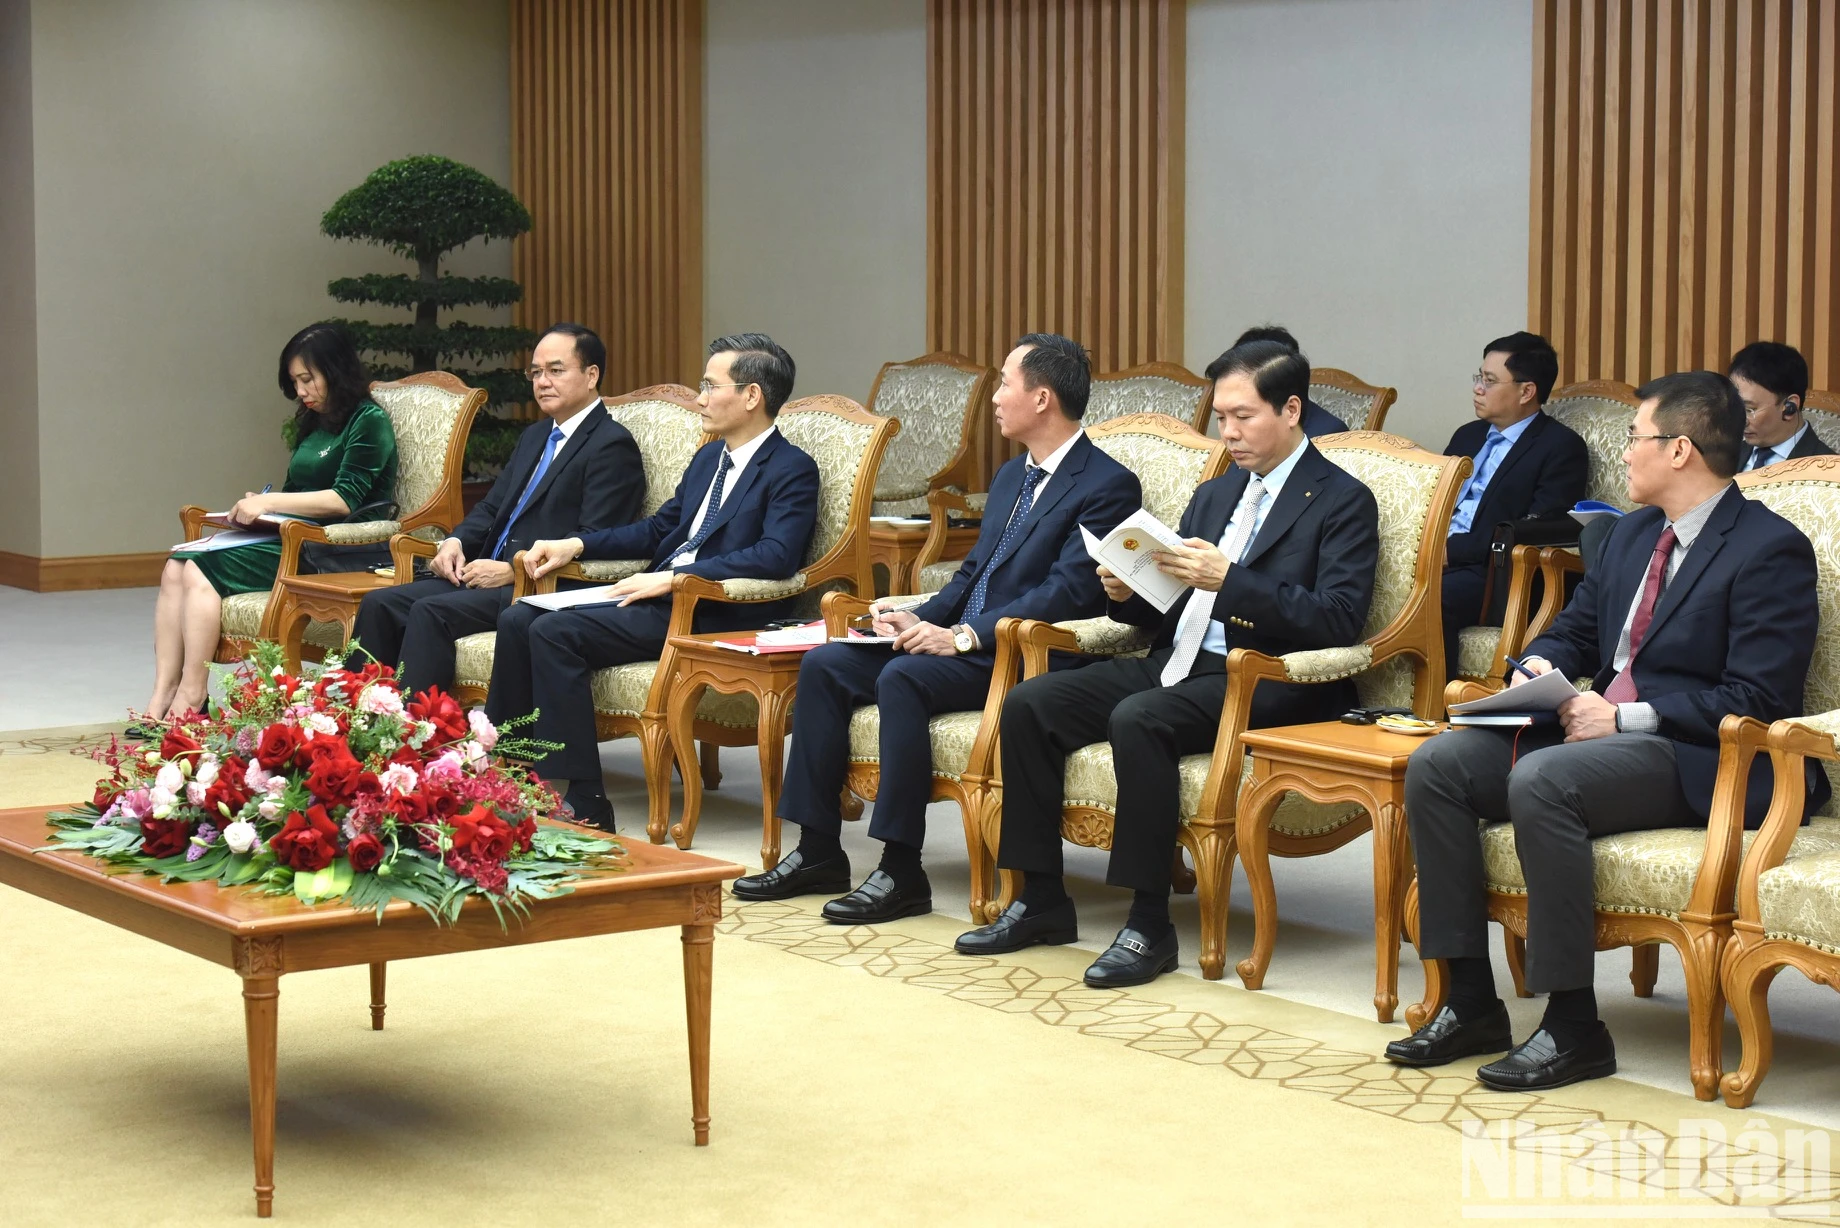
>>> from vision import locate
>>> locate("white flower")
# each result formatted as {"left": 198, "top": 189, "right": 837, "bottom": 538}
{"left": 358, "top": 684, "right": 405, "bottom": 716}
{"left": 257, "top": 798, "right": 282, "bottom": 820}
{"left": 194, "top": 756, "right": 220, "bottom": 787}
{"left": 467, "top": 708, "right": 499, "bottom": 751}
{"left": 223, "top": 820, "right": 259, "bottom": 854}
{"left": 264, "top": 777, "right": 286, "bottom": 799}
{"left": 186, "top": 780, "right": 208, "bottom": 807}
{"left": 304, "top": 712, "right": 340, "bottom": 738}
{"left": 459, "top": 739, "right": 487, "bottom": 767}
{"left": 155, "top": 762, "right": 184, "bottom": 794}
{"left": 407, "top": 719, "right": 436, "bottom": 750}
{"left": 377, "top": 763, "right": 418, "bottom": 796}
{"left": 149, "top": 785, "right": 177, "bottom": 812}
{"left": 271, "top": 666, "right": 286, "bottom": 678}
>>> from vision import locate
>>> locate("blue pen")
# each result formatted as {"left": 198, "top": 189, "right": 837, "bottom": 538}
{"left": 1505, "top": 654, "right": 1541, "bottom": 681}
{"left": 260, "top": 483, "right": 273, "bottom": 494}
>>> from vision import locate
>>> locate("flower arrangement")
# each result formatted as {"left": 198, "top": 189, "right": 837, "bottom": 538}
{"left": 46, "top": 643, "right": 619, "bottom": 923}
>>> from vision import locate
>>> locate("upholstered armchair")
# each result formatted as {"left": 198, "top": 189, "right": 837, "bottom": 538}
{"left": 443, "top": 384, "right": 713, "bottom": 710}
{"left": 1454, "top": 380, "right": 1641, "bottom": 682}
{"left": 179, "top": 372, "right": 483, "bottom": 664}
{"left": 515, "top": 395, "right": 895, "bottom": 848}
{"left": 1000, "top": 433, "right": 1467, "bottom": 991}
{"left": 1309, "top": 368, "right": 1397, "bottom": 433}
{"left": 1410, "top": 455, "right": 1840, "bottom": 1103}
{"left": 1804, "top": 388, "right": 1840, "bottom": 451}
{"left": 864, "top": 353, "right": 995, "bottom": 517}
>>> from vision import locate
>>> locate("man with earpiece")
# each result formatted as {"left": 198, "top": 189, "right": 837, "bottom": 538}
{"left": 1731, "top": 341, "right": 1832, "bottom": 471}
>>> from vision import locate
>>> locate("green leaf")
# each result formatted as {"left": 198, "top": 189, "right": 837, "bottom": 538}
{"left": 320, "top": 155, "right": 531, "bottom": 262}
{"left": 327, "top": 273, "right": 524, "bottom": 309}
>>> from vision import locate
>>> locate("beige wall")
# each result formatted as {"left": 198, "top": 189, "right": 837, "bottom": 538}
{"left": 0, "top": 0, "right": 40, "bottom": 555}
{"left": 703, "top": 0, "right": 927, "bottom": 406}
{"left": 23, "top": 0, "right": 512, "bottom": 557}
{"left": 1184, "top": 0, "right": 1533, "bottom": 451}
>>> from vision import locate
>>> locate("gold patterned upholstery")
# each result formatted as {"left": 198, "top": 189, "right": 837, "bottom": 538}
{"left": 605, "top": 393, "right": 710, "bottom": 518}
{"left": 1062, "top": 745, "right": 1363, "bottom": 840}
{"left": 1456, "top": 625, "right": 1504, "bottom": 679}
{"left": 1309, "top": 369, "right": 1397, "bottom": 433}
{"left": 1544, "top": 384, "right": 1641, "bottom": 511}
{"left": 866, "top": 358, "right": 985, "bottom": 510}
{"left": 916, "top": 559, "right": 960, "bottom": 592}
{"left": 1801, "top": 399, "right": 1840, "bottom": 453}
{"left": 847, "top": 707, "right": 983, "bottom": 780}
{"left": 371, "top": 378, "right": 475, "bottom": 530}
{"left": 1758, "top": 846, "right": 1840, "bottom": 953}
{"left": 1085, "top": 365, "right": 1211, "bottom": 430}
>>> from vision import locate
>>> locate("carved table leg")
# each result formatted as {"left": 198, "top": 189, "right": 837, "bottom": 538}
{"left": 368, "top": 962, "right": 387, "bottom": 1030}
{"left": 754, "top": 685, "right": 792, "bottom": 870}
{"left": 1369, "top": 798, "right": 1410, "bottom": 1023}
{"left": 666, "top": 675, "right": 708, "bottom": 850}
{"left": 242, "top": 972, "right": 280, "bottom": 1217}
{"left": 699, "top": 741, "right": 722, "bottom": 790}
{"left": 1234, "top": 782, "right": 1282, "bottom": 989}
{"left": 278, "top": 599, "right": 309, "bottom": 676}
{"left": 681, "top": 917, "right": 715, "bottom": 1145}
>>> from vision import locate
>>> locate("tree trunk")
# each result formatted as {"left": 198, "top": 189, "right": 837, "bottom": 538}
{"left": 411, "top": 252, "right": 440, "bottom": 372}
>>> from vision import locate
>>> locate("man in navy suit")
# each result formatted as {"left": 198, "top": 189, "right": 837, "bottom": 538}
{"left": 1233, "top": 324, "right": 1350, "bottom": 438}
{"left": 1441, "top": 332, "right": 1589, "bottom": 679}
{"left": 1732, "top": 341, "right": 1833, "bottom": 471}
{"left": 958, "top": 339, "right": 1380, "bottom": 987}
{"left": 1393, "top": 371, "right": 1823, "bottom": 1092}
{"left": 352, "top": 324, "right": 644, "bottom": 694}
{"left": 732, "top": 333, "right": 1142, "bottom": 922}
{"left": 488, "top": 333, "right": 820, "bottom": 830}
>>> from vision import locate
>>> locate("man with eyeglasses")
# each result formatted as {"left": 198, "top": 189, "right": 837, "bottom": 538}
{"left": 1392, "top": 370, "right": 1823, "bottom": 1092}
{"left": 489, "top": 333, "right": 819, "bottom": 830}
{"left": 1732, "top": 341, "right": 1832, "bottom": 471}
{"left": 1439, "top": 332, "right": 1588, "bottom": 679}
{"left": 351, "top": 322, "right": 644, "bottom": 695}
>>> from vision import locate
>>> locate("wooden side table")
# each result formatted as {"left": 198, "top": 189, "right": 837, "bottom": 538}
{"left": 1234, "top": 720, "right": 1438, "bottom": 1023}
{"left": 666, "top": 632, "right": 809, "bottom": 870}
{"left": 868, "top": 520, "right": 979, "bottom": 595}
{"left": 274, "top": 572, "right": 395, "bottom": 671}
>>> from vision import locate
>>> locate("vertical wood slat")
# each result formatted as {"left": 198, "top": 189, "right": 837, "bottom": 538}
{"left": 928, "top": 0, "right": 1185, "bottom": 478}
{"left": 509, "top": 0, "right": 703, "bottom": 404}
{"left": 1532, "top": 0, "right": 1840, "bottom": 390}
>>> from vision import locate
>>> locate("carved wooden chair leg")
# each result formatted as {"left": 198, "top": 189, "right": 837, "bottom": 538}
{"left": 1630, "top": 942, "right": 1660, "bottom": 997}
{"left": 1503, "top": 930, "right": 1533, "bottom": 998}
{"left": 960, "top": 791, "right": 995, "bottom": 925}
{"left": 699, "top": 742, "right": 722, "bottom": 790}
{"left": 368, "top": 962, "right": 387, "bottom": 1031}
{"left": 1186, "top": 826, "right": 1235, "bottom": 982}
{"left": 1678, "top": 922, "right": 1728, "bottom": 1101}
{"left": 1403, "top": 879, "right": 1449, "bottom": 1031}
{"left": 840, "top": 785, "right": 864, "bottom": 823}
{"left": 1170, "top": 850, "right": 1196, "bottom": 895}
{"left": 1718, "top": 938, "right": 1784, "bottom": 1109}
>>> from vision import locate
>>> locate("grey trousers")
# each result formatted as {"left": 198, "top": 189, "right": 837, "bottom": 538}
{"left": 1405, "top": 727, "right": 1699, "bottom": 993}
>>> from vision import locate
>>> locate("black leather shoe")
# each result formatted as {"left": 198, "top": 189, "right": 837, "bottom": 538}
{"left": 821, "top": 870, "right": 932, "bottom": 924}
{"left": 1477, "top": 1025, "right": 1617, "bottom": 1091}
{"left": 732, "top": 848, "right": 852, "bottom": 901}
{"left": 1384, "top": 1003, "right": 1513, "bottom": 1067}
{"left": 954, "top": 899, "right": 1078, "bottom": 955}
{"left": 561, "top": 792, "right": 616, "bottom": 832}
{"left": 1083, "top": 926, "right": 1178, "bottom": 988}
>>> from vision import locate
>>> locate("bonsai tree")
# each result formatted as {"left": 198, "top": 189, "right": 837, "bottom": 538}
{"left": 317, "top": 155, "right": 537, "bottom": 474}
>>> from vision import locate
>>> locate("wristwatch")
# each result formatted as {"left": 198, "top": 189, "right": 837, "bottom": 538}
{"left": 952, "top": 624, "right": 977, "bottom": 654}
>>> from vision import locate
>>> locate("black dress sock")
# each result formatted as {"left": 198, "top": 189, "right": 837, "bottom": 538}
{"left": 794, "top": 824, "right": 844, "bottom": 863}
{"left": 1125, "top": 889, "right": 1171, "bottom": 941}
{"left": 1538, "top": 986, "right": 1601, "bottom": 1050}
{"left": 1018, "top": 872, "right": 1069, "bottom": 910}
{"left": 1445, "top": 956, "right": 1502, "bottom": 1023}
{"left": 875, "top": 840, "right": 926, "bottom": 888}
{"left": 565, "top": 778, "right": 606, "bottom": 804}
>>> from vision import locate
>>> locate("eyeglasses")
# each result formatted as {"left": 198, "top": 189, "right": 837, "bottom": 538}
{"left": 1472, "top": 371, "right": 1531, "bottom": 391}
{"left": 698, "top": 380, "right": 749, "bottom": 395}
{"left": 526, "top": 364, "right": 580, "bottom": 383}
{"left": 1625, "top": 430, "right": 1691, "bottom": 445}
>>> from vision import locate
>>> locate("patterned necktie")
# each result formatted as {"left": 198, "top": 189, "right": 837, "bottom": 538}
{"left": 491, "top": 424, "right": 566, "bottom": 560}
{"left": 1748, "top": 445, "right": 1776, "bottom": 471}
{"left": 1603, "top": 526, "right": 1678, "bottom": 704}
{"left": 964, "top": 464, "right": 1047, "bottom": 619}
{"left": 674, "top": 453, "right": 736, "bottom": 560}
{"left": 1161, "top": 475, "right": 1267, "bottom": 686}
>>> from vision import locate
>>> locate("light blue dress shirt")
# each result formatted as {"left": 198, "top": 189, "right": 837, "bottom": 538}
{"left": 1448, "top": 413, "right": 1537, "bottom": 537}
{"left": 1200, "top": 436, "right": 1310, "bottom": 657}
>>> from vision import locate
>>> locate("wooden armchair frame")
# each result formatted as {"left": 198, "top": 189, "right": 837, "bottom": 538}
{"left": 1308, "top": 368, "right": 1397, "bottom": 433}
{"left": 532, "top": 394, "right": 896, "bottom": 847}
{"left": 180, "top": 371, "right": 484, "bottom": 663}
{"left": 865, "top": 351, "right": 998, "bottom": 500}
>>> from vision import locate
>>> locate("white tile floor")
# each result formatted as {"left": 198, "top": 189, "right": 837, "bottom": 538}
{"left": 7, "top": 581, "right": 1840, "bottom": 1127}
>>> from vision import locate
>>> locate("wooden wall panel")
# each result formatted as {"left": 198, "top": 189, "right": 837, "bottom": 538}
{"left": 1533, "top": 0, "right": 1840, "bottom": 388}
{"left": 510, "top": 0, "right": 703, "bottom": 404}
{"left": 928, "top": 0, "right": 1185, "bottom": 476}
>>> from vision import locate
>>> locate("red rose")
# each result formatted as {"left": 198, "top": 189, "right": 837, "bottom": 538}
{"left": 408, "top": 688, "right": 470, "bottom": 743}
{"left": 513, "top": 817, "right": 536, "bottom": 852}
{"left": 160, "top": 727, "right": 203, "bottom": 761}
{"left": 447, "top": 802, "right": 489, "bottom": 852}
{"left": 139, "top": 817, "right": 193, "bottom": 859}
{"left": 256, "top": 723, "right": 305, "bottom": 770}
{"left": 346, "top": 832, "right": 385, "bottom": 873}
{"left": 271, "top": 805, "right": 341, "bottom": 872}
{"left": 202, "top": 754, "right": 252, "bottom": 818}
{"left": 305, "top": 740, "right": 370, "bottom": 803}
{"left": 475, "top": 813, "right": 514, "bottom": 862}
{"left": 93, "top": 779, "right": 123, "bottom": 811}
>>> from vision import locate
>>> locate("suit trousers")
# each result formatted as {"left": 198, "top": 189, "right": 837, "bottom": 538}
{"left": 353, "top": 578, "right": 511, "bottom": 695}
{"left": 1440, "top": 563, "right": 1489, "bottom": 682}
{"left": 1405, "top": 727, "right": 1699, "bottom": 993}
{"left": 776, "top": 644, "right": 995, "bottom": 848}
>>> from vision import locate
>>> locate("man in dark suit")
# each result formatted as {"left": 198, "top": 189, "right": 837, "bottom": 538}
{"left": 1233, "top": 324, "right": 1349, "bottom": 438}
{"left": 1441, "top": 332, "right": 1589, "bottom": 679}
{"left": 351, "top": 324, "right": 644, "bottom": 694}
{"left": 1392, "top": 371, "right": 1823, "bottom": 1092}
{"left": 956, "top": 339, "right": 1380, "bottom": 987}
{"left": 489, "top": 333, "right": 819, "bottom": 830}
{"left": 1732, "top": 341, "right": 1832, "bottom": 471}
{"left": 732, "top": 333, "right": 1142, "bottom": 922}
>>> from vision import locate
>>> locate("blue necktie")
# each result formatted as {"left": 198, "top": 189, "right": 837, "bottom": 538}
{"left": 491, "top": 424, "right": 565, "bottom": 560}
{"left": 1449, "top": 430, "right": 1505, "bottom": 536}
{"left": 673, "top": 454, "right": 736, "bottom": 561}
{"left": 964, "top": 464, "right": 1047, "bottom": 619}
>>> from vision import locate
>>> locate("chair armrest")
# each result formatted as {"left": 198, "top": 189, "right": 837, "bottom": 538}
{"left": 388, "top": 532, "right": 438, "bottom": 581}
{"left": 321, "top": 519, "right": 402, "bottom": 546}
{"left": 717, "top": 575, "right": 809, "bottom": 602}
{"left": 527, "top": 558, "right": 650, "bottom": 597}
{"left": 1049, "top": 616, "right": 1155, "bottom": 660}
{"left": 1730, "top": 713, "right": 1840, "bottom": 925}
{"left": 822, "top": 591, "right": 875, "bottom": 637}
{"left": 918, "top": 488, "right": 983, "bottom": 571}
{"left": 1277, "top": 644, "right": 1373, "bottom": 684}
{"left": 179, "top": 504, "right": 210, "bottom": 541}
{"left": 1445, "top": 678, "right": 1504, "bottom": 709}
{"left": 1529, "top": 547, "right": 1584, "bottom": 642}
{"left": 1190, "top": 648, "right": 1294, "bottom": 825}
{"left": 1011, "top": 619, "right": 1083, "bottom": 678}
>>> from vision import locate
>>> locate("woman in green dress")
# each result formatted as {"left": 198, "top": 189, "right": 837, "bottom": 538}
{"left": 152, "top": 325, "right": 398, "bottom": 718}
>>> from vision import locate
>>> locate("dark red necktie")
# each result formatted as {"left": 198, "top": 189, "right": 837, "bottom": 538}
{"left": 1603, "top": 526, "right": 1678, "bottom": 704}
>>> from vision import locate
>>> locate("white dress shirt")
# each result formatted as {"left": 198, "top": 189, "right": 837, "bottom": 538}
{"left": 1608, "top": 485, "right": 1728, "bottom": 734}
{"left": 671, "top": 426, "right": 778, "bottom": 566}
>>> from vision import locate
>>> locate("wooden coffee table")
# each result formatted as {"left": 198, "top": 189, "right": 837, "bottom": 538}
{"left": 275, "top": 571, "right": 396, "bottom": 671}
{"left": 868, "top": 520, "right": 979, "bottom": 595}
{"left": 0, "top": 805, "right": 742, "bottom": 1217}
{"left": 1234, "top": 720, "right": 1440, "bottom": 1023}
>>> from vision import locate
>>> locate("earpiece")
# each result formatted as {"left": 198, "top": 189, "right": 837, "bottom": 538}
{"left": 1784, "top": 396, "right": 1801, "bottom": 421}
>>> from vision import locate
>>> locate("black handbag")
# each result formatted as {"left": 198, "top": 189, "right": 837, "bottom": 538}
{"left": 1480, "top": 514, "right": 1581, "bottom": 625}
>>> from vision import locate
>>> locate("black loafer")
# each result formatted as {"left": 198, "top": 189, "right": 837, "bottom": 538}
{"left": 1083, "top": 926, "right": 1178, "bottom": 988}
{"left": 821, "top": 870, "right": 932, "bottom": 924}
{"left": 1384, "top": 1003, "right": 1513, "bottom": 1067}
{"left": 955, "top": 899, "right": 1078, "bottom": 955}
{"left": 732, "top": 848, "right": 853, "bottom": 901}
{"left": 561, "top": 793, "right": 616, "bottom": 832}
{"left": 1477, "top": 1025, "right": 1617, "bottom": 1091}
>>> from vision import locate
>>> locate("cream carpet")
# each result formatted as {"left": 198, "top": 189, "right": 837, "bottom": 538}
{"left": 3, "top": 730, "right": 1837, "bottom": 1225}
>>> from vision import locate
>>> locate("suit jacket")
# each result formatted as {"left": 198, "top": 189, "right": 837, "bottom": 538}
{"left": 1527, "top": 485, "right": 1826, "bottom": 826}
{"left": 915, "top": 434, "right": 1141, "bottom": 646}
{"left": 1110, "top": 441, "right": 1380, "bottom": 722}
{"left": 453, "top": 410, "right": 644, "bottom": 561}
{"left": 1748, "top": 427, "right": 1835, "bottom": 469}
{"left": 1442, "top": 412, "right": 1590, "bottom": 568}
{"left": 1303, "top": 397, "right": 1349, "bottom": 438}
{"left": 576, "top": 428, "right": 820, "bottom": 591}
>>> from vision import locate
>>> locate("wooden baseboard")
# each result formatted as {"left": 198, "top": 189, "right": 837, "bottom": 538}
{"left": 0, "top": 550, "right": 170, "bottom": 592}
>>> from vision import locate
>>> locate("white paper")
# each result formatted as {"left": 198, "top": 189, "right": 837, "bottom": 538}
{"left": 201, "top": 511, "right": 315, "bottom": 530}
{"left": 829, "top": 634, "right": 899, "bottom": 645}
{"left": 171, "top": 530, "right": 275, "bottom": 553}
{"left": 518, "top": 586, "right": 621, "bottom": 611}
{"left": 754, "top": 621, "right": 827, "bottom": 647}
{"left": 1447, "top": 667, "right": 1578, "bottom": 715}
{"left": 869, "top": 515, "right": 932, "bottom": 525}
{"left": 1080, "top": 508, "right": 1189, "bottom": 613}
